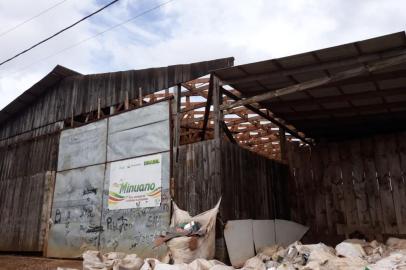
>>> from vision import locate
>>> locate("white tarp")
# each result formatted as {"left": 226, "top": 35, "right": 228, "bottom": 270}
{"left": 108, "top": 154, "right": 162, "bottom": 210}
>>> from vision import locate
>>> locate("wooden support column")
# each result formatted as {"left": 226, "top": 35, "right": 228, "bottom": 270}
{"left": 173, "top": 84, "right": 182, "bottom": 162}
{"left": 212, "top": 75, "right": 222, "bottom": 140}
{"left": 212, "top": 75, "right": 223, "bottom": 204}
{"left": 97, "top": 98, "right": 101, "bottom": 119}
{"left": 109, "top": 105, "right": 115, "bottom": 115}
{"left": 201, "top": 75, "right": 214, "bottom": 141}
{"left": 279, "top": 127, "right": 287, "bottom": 162}
{"left": 124, "top": 91, "right": 129, "bottom": 110}
{"left": 138, "top": 87, "right": 143, "bottom": 106}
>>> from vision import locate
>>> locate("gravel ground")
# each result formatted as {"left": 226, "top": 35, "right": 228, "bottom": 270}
{"left": 0, "top": 255, "right": 82, "bottom": 270}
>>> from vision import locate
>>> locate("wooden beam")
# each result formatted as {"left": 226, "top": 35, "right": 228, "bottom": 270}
{"left": 180, "top": 101, "right": 207, "bottom": 113}
{"left": 138, "top": 87, "right": 143, "bottom": 106}
{"left": 200, "top": 75, "right": 214, "bottom": 140}
{"left": 124, "top": 91, "right": 129, "bottom": 110}
{"left": 267, "top": 85, "right": 406, "bottom": 109}
{"left": 280, "top": 100, "right": 406, "bottom": 119}
{"left": 173, "top": 84, "right": 181, "bottom": 161}
{"left": 220, "top": 53, "right": 406, "bottom": 111}
{"left": 222, "top": 88, "right": 311, "bottom": 144}
{"left": 221, "top": 47, "right": 406, "bottom": 85}
{"left": 213, "top": 75, "right": 222, "bottom": 139}
{"left": 221, "top": 121, "right": 237, "bottom": 144}
{"left": 279, "top": 127, "right": 287, "bottom": 162}
{"left": 181, "top": 84, "right": 209, "bottom": 97}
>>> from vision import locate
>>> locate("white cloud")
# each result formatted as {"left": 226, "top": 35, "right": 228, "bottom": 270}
{"left": 0, "top": 0, "right": 405, "bottom": 109}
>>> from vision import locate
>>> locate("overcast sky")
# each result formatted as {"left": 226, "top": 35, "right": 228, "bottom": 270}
{"left": 0, "top": 0, "right": 405, "bottom": 109}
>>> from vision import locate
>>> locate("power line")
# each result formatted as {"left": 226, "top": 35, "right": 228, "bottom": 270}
{"left": 4, "top": 0, "right": 175, "bottom": 76}
{"left": 0, "top": 0, "right": 121, "bottom": 67}
{"left": 0, "top": 0, "right": 69, "bottom": 38}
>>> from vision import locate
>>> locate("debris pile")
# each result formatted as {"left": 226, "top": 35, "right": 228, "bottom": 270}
{"left": 78, "top": 237, "right": 406, "bottom": 270}
{"left": 254, "top": 237, "right": 406, "bottom": 269}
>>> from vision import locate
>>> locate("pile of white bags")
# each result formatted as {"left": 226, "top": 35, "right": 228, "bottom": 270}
{"left": 79, "top": 237, "right": 406, "bottom": 270}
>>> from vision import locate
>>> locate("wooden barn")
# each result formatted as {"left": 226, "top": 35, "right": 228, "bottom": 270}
{"left": 1, "top": 31, "right": 406, "bottom": 259}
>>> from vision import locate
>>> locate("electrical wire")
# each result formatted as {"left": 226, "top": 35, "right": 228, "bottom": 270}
{"left": 0, "top": 0, "right": 121, "bottom": 67}
{"left": 0, "top": 0, "right": 69, "bottom": 38}
{"left": 3, "top": 0, "right": 175, "bottom": 76}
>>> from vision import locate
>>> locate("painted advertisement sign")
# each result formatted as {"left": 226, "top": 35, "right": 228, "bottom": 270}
{"left": 108, "top": 154, "right": 162, "bottom": 210}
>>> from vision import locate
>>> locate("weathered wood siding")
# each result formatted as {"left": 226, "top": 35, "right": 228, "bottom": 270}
{"left": 286, "top": 131, "right": 406, "bottom": 244}
{"left": 174, "top": 140, "right": 290, "bottom": 220}
{"left": 0, "top": 133, "right": 59, "bottom": 251}
{"left": 0, "top": 58, "right": 233, "bottom": 252}
{"left": 0, "top": 58, "right": 234, "bottom": 140}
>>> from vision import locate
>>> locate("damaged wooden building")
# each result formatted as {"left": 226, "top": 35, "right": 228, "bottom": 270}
{"left": 1, "top": 31, "right": 406, "bottom": 259}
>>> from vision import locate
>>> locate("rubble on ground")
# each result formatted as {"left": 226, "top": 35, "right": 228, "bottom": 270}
{"left": 78, "top": 237, "right": 406, "bottom": 270}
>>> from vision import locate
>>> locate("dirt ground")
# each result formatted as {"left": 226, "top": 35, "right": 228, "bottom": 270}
{"left": 0, "top": 255, "right": 82, "bottom": 270}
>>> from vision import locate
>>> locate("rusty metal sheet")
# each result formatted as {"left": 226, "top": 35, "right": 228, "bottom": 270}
{"left": 107, "top": 119, "right": 170, "bottom": 162}
{"left": 47, "top": 164, "right": 105, "bottom": 258}
{"left": 99, "top": 151, "right": 170, "bottom": 258}
{"left": 57, "top": 119, "right": 107, "bottom": 171}
{"left": 108, "top": 102, "right": 169, "bottom": 134}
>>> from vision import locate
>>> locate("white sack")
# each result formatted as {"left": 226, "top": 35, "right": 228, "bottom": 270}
{"left": 83, "top": 250, "right": 144, "bottom": 270}
{"left": 165, "top": 199, "right": 221, "bottom": 264}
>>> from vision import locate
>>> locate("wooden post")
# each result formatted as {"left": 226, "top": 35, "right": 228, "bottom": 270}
{"left": 41, "top": 171, "right": 56, "bottom": 256}
{"left": 124, "top": 91, "right": 129, "bottom": 110}
{"left": 201, "top": 75, "right": 214, "bottom": 141}
{"left": 139, "top": 87, "right": 143, "bottom": 106}
{"left": 110, "top": 105, "right": 115, "bottom": 115}
{"left": 212, "top": 75, "right": 222, "bottom": 140}
{"left": 70, "top": 107, "right": 74, "bottom": 127}
{"left": 212, "top": 75, "right": 223, "bottom": 206}
{"left": 279, "top": 127, "right": 287, "bottom": 162}
{"left": 173, "top": 84, "right": 182, "bottom": 162}
{"left": 97, "top": 97, "right": 101, "bottom": 119}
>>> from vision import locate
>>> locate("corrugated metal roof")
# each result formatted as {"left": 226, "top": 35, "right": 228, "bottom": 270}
{"left": 214, "top": 32, "right": 406, "bottom": 140}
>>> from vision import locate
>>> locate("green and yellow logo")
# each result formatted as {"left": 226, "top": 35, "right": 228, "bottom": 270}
{"left": 144, "top": 159, "right": 160, "bottom": 165}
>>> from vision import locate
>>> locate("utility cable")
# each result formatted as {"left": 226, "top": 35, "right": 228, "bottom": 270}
{"left": 0, "top": 0, "right": 121, "bottom": 67}
{"left": 3, "top": 0, "right": 175, "bottom": 76}
{"left": 0, "top": 0, "right": 69, "bottom": 38}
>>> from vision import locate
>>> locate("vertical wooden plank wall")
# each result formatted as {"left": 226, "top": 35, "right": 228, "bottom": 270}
{"left": 287, "top": 131, "right": 406, "bottom": 244}
{"left": 0, "top": 134, "right": 59, "bottom": 251}
{"left": 174, "top": 140, "right": 290, "bottom": 220}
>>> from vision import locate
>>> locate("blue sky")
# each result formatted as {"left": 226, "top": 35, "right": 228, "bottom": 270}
{"left": 0, "top": 0, "right": 406, "bottom": 109}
